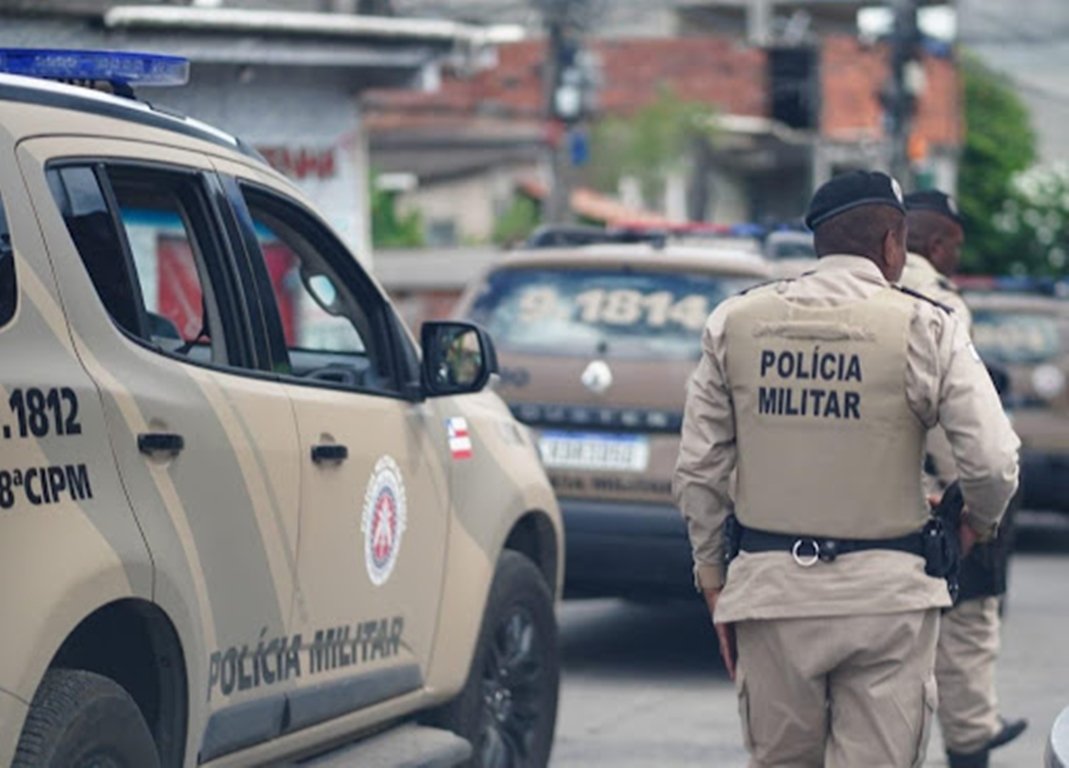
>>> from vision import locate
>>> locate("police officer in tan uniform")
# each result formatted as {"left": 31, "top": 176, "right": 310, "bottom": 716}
{"left": 901, "top": 190, "right": 972, "bottom": 326}
{"left": 901, "top": 190, "right": 1028, "bottom": 768}
{"left": 674, "top": 171, "right": 1020, "bottom": 767}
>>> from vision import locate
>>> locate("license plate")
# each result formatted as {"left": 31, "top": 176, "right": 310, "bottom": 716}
{"left": 538, "top": 431, "right": 649, "bottom": 472}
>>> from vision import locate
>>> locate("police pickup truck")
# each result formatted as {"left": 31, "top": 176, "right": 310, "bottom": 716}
{"left": 0, "top": 49, "right": 561, "bottom": 768}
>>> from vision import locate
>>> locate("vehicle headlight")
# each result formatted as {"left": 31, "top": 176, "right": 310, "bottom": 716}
{"left": 1032, "top": 364, "right": 1066, "bottom": 401}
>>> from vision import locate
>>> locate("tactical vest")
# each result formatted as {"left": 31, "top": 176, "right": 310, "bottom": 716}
{"left": 724, "top": 286, "right": 928, "bottom": 539}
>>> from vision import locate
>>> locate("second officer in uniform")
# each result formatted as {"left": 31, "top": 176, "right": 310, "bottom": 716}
{"left": 901, "top": 189, "right": 1028, "bottom": 767}
{"left": 674, "top": 171, "right": 1020, "bottom": 766}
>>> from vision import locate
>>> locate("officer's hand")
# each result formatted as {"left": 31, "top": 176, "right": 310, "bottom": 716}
{"left": 703, "top": 588, "right": 737, "bottom": 681}
{"left": 959, "top": 510, "right": 979, "bottom": 557}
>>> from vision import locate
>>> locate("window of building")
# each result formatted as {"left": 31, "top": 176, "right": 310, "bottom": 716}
{"left": 768, "top": 46, "right": 817, "bottom": 131}
{"left": 426, "top": 218, "right": 458, "bottom": 248}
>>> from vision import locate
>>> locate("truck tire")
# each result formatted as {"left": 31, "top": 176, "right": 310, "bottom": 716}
{"left": 428, "top": 550, "right": 559, "bottom": 768}
{"left": 13, "top": 669, "right": 160, "bottom": 768}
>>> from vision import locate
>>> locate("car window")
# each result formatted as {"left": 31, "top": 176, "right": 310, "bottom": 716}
{"left": 765, "top": 232, "right": 816, "bottom": 261}
{"left": 49, "top": 164, "right": 232, "bottom": 366}
{"left": 467, "top": 267, "right": 756, "bottom": 359}
{"left": 0, "top": 194, "right": 15, "bottom": 328}
{"left": 972, "top": 309, "right": 1064, "bottom": 365}
{"left": 238, "top": 185, "right": 397, "bottom": 394}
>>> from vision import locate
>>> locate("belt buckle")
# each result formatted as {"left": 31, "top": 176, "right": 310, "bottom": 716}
{"left": 791, "top": 538, "right": 820, "bottom": 567}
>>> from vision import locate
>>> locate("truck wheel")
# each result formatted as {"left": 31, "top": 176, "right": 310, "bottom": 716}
{"left": 429, "top": 550, "right": 559, "bottom": 768}
{"left": 13, "top": 669, "right": 160, "bottom": 768}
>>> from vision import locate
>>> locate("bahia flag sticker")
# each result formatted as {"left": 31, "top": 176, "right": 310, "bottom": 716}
{"left": 447, "top": 417, "right": 473, "bottom": 460}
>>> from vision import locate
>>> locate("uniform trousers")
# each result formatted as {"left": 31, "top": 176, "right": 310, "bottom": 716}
{"left": 935, "top": 596, "right": 1002, "bottom": 753}
{"left": 735, "top": 609, "right": 939, "bottom": 768}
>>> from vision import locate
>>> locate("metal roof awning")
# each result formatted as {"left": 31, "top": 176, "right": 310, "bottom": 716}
{"left": 708, "top": 114, "right": 813, "bottom": 171}
{"left": 104, "top": 6, "right": 523, "bottom": 49}
{"left": 99, "top": 6, "right": 523, "bottom": 85}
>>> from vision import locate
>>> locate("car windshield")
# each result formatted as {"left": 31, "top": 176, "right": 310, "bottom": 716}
{"left": 764, "top": 234, "right": 816, "bottom": 261}
{"left": 467, "top": 267, "right": 757, "bottom": 359}
{"left": 972, "top": 309, "right": 1064, "bottom": 365}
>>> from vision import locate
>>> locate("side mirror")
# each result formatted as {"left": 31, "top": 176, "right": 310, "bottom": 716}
{"left": 421, "top": 321, "right": 498, "bottom": 397}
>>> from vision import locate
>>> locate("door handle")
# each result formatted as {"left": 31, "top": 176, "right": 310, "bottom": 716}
{"left": 311, "top": 444, "right": 348, "bottom": 463}
{"left": 138, "top": 432, "right": 185, "bottom": 456}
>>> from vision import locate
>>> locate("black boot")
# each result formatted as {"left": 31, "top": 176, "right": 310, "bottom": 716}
{"left": 987, "top": 716, "right": 1028, "bottom": 750}
{"left": 946, "top": 717, "right": 1028, "bottom": 767}
{"left": 946, "top": 748, "right": 989, "bottom": 768}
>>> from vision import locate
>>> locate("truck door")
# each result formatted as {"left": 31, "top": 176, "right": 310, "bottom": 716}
{"left": 223, "top": 174, "right": 451, "bottom": 729}
{"left": 20, "top": 138, "right": 303, "bottom": 762}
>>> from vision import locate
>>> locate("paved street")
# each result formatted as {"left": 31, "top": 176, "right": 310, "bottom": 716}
{"left": 553, "top": 512, "right": 1069, "bottom": 767}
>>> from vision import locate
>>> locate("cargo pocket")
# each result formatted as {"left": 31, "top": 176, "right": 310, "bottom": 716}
{"left": 911, "top": 677, "right": 938, "bottom": 768}
{"left": 736, "top": 668, "right": 756, "bottom": 752}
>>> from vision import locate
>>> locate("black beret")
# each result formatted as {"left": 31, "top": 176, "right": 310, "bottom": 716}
{"left": 804, "top": 170, "right": 906, "bottom": 230}
{"left": 904, "top": 189, "right": 963, "bottom": 226}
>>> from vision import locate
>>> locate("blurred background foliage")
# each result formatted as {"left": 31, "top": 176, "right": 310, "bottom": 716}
{"left": 371, "top": 178, "right": 424, "bottom": 248}
{"left": 588, "top": 86, "right": 718, "bottom": 206}
{"left": 995, "top": 164, "right": 1069, "bottom": 276}
{"left": 958, "top": 53, "right": 1039, "bottom": 274}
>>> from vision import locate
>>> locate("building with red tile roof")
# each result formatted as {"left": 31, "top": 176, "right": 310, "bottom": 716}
{"left": 366, "top": 35, "right": 962, "bottom": 243}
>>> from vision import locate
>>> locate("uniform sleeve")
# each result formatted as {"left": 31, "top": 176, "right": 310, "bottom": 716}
{"left": 918, "top": 287, "right": 973, "bottom": 492}
{"left": 910, "top": 308, "right": 1020, "bottom": 536}
{"left": 673, "top": 306, "right": 737, "bottom": 590}
{"left": 942, "top": 289, "right": 973, "bottom": 336}
{"left": 923, "top": 426, "right": 958, "bottom": 491}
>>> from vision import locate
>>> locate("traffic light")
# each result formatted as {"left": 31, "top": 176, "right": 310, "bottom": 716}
{"left": 551, "top": 35, "right": 598, "bottom": 124}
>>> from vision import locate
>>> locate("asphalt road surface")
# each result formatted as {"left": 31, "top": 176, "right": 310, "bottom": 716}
{"left": 552, "top": 511, "right": 1069, "bottom": 767}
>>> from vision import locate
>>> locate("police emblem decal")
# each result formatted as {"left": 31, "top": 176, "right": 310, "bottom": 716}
{"left": 581, "top": 360, "right": 613, "bottom": 395}
{"left": 361, "top": 456, "right": 408, "bottom": 586}
{"left": 890, "top": 177, "right": 904, "bottom": 204}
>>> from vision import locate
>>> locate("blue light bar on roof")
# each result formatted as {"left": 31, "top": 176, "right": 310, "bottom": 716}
{"left": 728, "top": 223, "right": 767, "bottom": 238}
{"left": 0, "top": 49, "right": 189, "bottom": 87}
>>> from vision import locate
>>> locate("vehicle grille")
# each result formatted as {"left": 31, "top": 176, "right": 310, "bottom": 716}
{"left": 509, "top": 403, "right": 683, "bottom": 434}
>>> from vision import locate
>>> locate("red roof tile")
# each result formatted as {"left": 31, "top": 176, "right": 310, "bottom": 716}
{"left": 820, "top": 37, "right": 962, "bottom": 145}
{"left": 366, "top": 37, "right": 766, "bottom": 119}
{"left": 517, "top": 177, "right": 681, "bottom": 226}
{"left": 367, "top": 36, "right": 961, "bottom": 147}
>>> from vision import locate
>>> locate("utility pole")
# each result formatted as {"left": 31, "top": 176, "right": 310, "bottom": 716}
{"left": 885, "top": 0, "right": 920, "bottom": 186}
{"left": 544, "top": 5, "right": 570, "bottom": 224}
{"left": 538, "top": 0, "right": 590, "bottom": 224}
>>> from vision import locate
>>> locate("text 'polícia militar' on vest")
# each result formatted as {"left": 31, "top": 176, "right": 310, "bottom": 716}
{"left": 756, "top": 348, "right": 863, "bottom": 420}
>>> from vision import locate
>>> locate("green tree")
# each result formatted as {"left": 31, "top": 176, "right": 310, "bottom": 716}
{"left": 993, "top": 164, "right": 1069, "bottom": 276}
{"left": 370, "top": 180, "right": 424, "bottom": 249}
{"left": 958, "top": 54, "right": 1036, "bottom": 273}
{"left": 492, "top": 194, "right": 540, "bottom": 247}
{"left": 588, "top": 86, "right": 718, "bottom": 205}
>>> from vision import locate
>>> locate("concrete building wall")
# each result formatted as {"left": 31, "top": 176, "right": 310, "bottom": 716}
{"left": 161, "top": 66, "right": 371, "bottom": 260}
{"left": 397, "top": 161, "right": 539, "bottom": 245}
{"left": 0, "top": 17, "right": 374, "bottom": 262}
{"left": 705, "top": 168, "right": 751, "bottom": 224}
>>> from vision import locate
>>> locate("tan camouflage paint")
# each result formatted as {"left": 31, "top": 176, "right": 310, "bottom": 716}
{"left": 1, "top": 97, "right": 561, "bottom": 766}
{"left": 17, "top": 134, "right": 305, "bottom": 759}
{"left": 423, "top": 390, "right": 561, "bottom": 698}
{"left": 280, "top": 385, "right": 450, "bottom": 694}
{"left": 0, "top": 123, "right": 147, "bottom": 765}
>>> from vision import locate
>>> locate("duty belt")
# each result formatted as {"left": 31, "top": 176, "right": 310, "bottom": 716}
{"left": 738, "top": 526, "right": 926, "bottom": 567}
